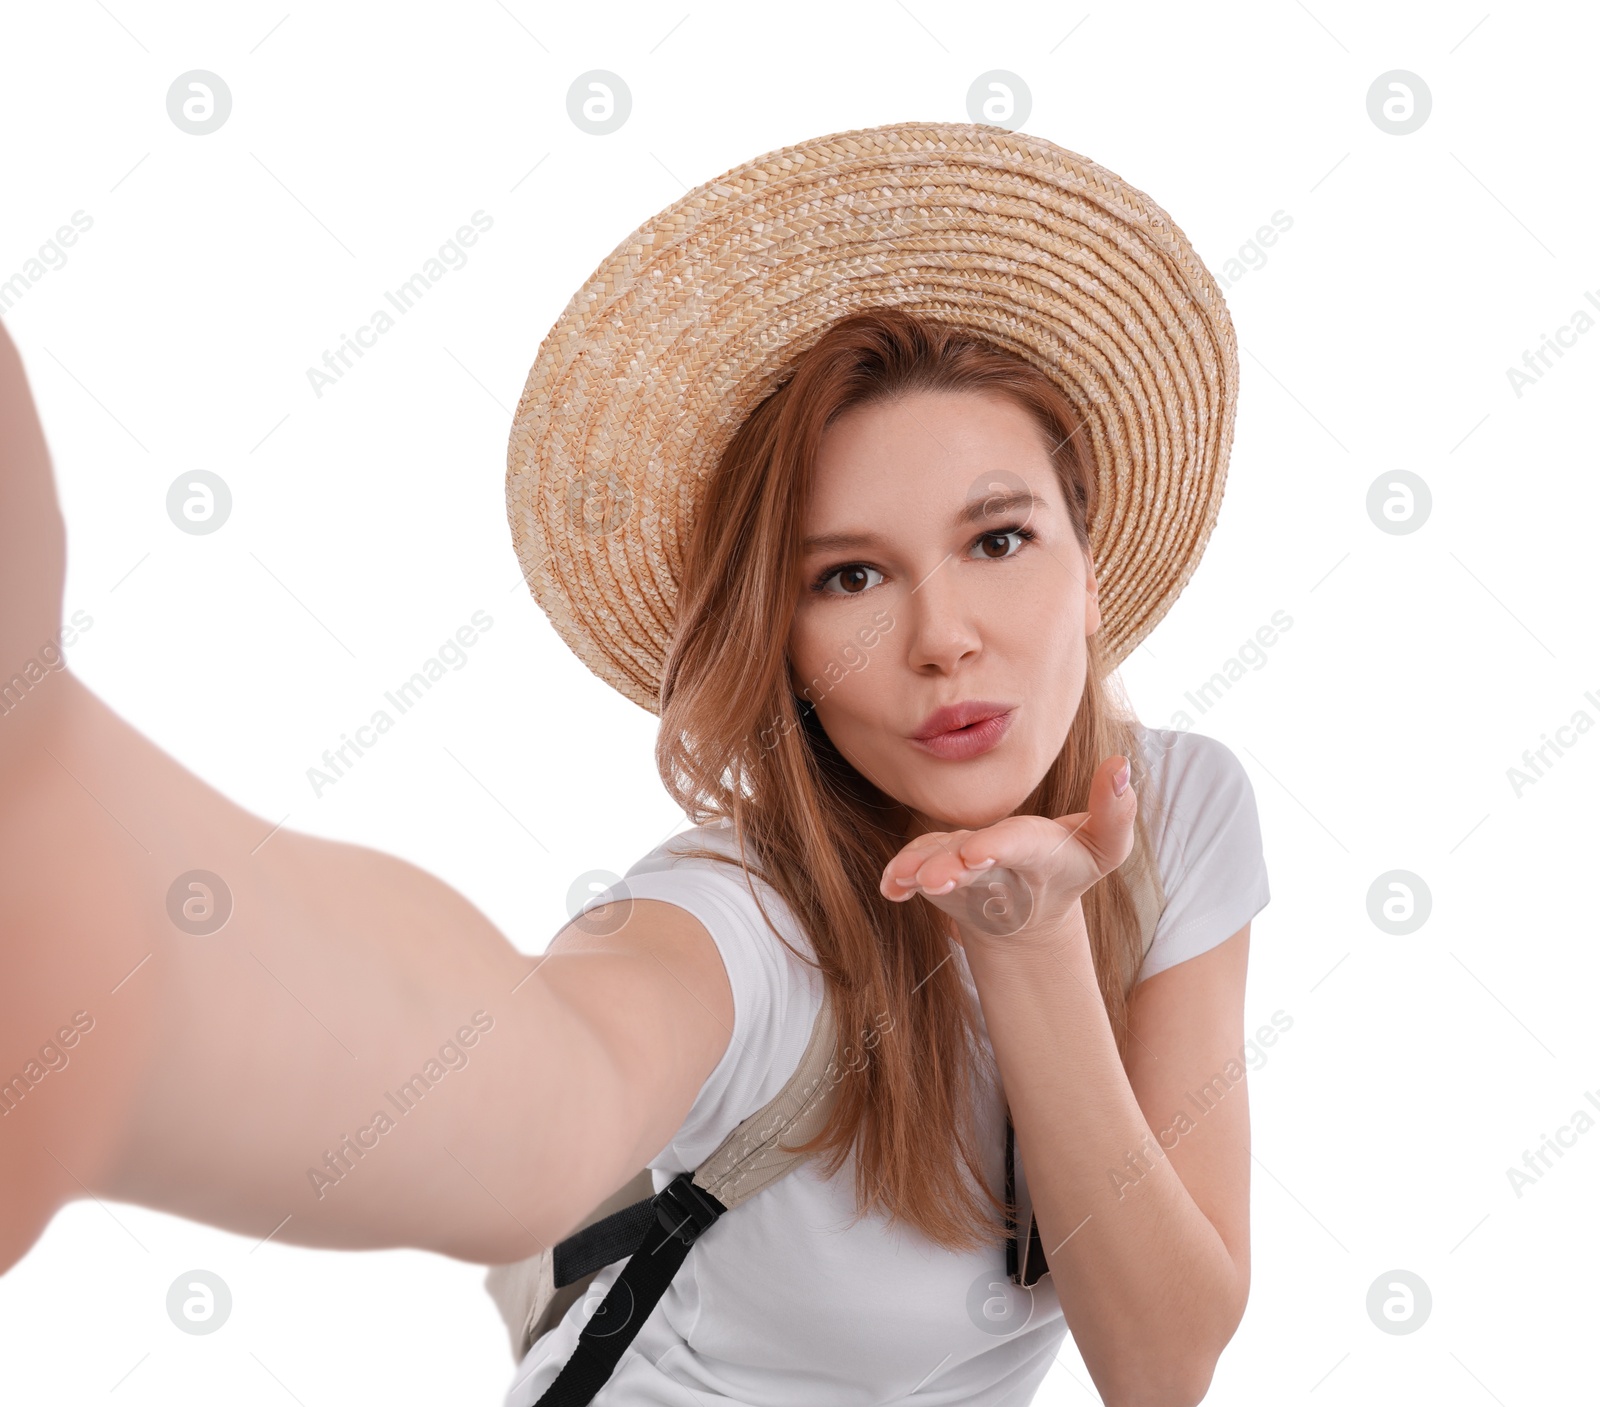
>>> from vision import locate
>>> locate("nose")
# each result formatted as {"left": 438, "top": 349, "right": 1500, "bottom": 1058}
{"left": 903, "top": 557, "right": 982, "bottom": 675}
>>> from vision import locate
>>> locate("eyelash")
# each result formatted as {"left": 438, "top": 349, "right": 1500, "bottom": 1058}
{"left": 808, "top": 524, "right": 1038, "bottom": 596}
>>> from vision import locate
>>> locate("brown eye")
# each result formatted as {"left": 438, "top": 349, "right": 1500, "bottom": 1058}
{"left": 815, "top": 562, "right": 885, "bottom": 596}
{"left": 972, "top": 528, "right": 1031, "bottom": 561}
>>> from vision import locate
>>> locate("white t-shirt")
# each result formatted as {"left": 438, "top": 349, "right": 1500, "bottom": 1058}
{"left": 503, "top": 724, "right": 1270, "bottom": 1406}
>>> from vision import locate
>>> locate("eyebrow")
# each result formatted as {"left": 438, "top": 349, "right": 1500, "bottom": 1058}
{"left": 800, "top": 489, "right": 1048, "bottom": 555}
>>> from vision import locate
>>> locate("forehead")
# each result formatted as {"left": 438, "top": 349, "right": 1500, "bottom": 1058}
{"left": 804, "top": 387, "right": 1066, "bottom": 529}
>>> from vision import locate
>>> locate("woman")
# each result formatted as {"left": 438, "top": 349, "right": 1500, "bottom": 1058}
{"left": 1, "top": 123, "right": 1268, "bottom": 1407}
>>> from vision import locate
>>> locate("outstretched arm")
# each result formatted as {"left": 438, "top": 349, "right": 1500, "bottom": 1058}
{"left": 0, "top": 320, "right": 734, "bottom": 1277}
{"left": 0, "top": 316, "right": 67, "bottom": 771}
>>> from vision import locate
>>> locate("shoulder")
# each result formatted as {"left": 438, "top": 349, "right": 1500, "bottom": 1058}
{"left": 603, "top": 822, "right": 824, "bottom": 1171}
{"left": 1134, "top": 722, "right": 1253, "bottom": 805}
{"left": 1130, "top": 724, "right": 1270, "bottom": 982}
{"left": 1126, "top": 726, "right": 1260, "bottom": 857}
{"left": 617, "top": 822, "right": 817, "bottom": 962}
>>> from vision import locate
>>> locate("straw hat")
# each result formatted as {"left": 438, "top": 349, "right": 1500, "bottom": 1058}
{"left": 506, "top": 121, "right": 1239, "bottom": 716}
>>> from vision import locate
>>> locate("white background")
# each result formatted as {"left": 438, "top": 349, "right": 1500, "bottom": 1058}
{"left": 3, "top": 0, "right": 1597, "bottom": 1402}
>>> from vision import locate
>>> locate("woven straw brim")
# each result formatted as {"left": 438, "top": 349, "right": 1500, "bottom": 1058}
{"left": 507, "top": 120, "right": 1239, "bottom": 716}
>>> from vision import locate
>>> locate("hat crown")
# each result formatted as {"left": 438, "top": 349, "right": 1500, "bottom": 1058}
{"left": 507, "top": 121, "right": 1238, "bottom": 715}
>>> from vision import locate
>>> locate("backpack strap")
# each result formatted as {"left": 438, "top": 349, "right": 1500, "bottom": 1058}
{"left": 1127, "top": 834, "right": 1169, "bottom": 970}
{"left": 687, "top": 984, "right": 843, "bottom": 1209}
{"left": 1006, "top": 843, "right": 1168, "bottom": 1286}
{"left": 483, "top": 1167, "right": 656, "bottom": 1361}
{"left": 486, "top": 840, "right": 1168, "bottom": 1366}
{"left": 543, "top": 987, "right": 843, "bottom": 1294}
{"left": 486, "top": 990, "right": 840, "bottom": 1402}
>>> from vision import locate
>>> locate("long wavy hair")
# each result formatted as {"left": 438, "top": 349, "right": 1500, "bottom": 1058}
{"left": 656, "top": 306, "right": 1161, "bottom": 1253}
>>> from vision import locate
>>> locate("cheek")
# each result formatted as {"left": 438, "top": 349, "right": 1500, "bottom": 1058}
{"left": 787, "top": 614, "right": 887, "bottom": 734}
{"left": 1010, "top": 601, "right": 1087, "bottom": 713}
{"left": 788, "top": 619, "right": 847, "bottom": 707}
{"left": 788, "top": 610, "right": 876, "bottom": 689}
{"left": 1008, "top": 590, "right": 1080, "bottom": 659}
{"left": 785, "top": 615, "right": 819, "bottom": 691}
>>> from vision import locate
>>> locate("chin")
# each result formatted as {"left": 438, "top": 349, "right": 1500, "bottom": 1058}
{"left": 913, "top": 784, "right": 1032, "bottom": 834}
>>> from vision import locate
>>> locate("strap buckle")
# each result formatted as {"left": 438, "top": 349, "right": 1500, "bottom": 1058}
{"left": 651, "top": 1171, "right": 724, "bottom": 1247}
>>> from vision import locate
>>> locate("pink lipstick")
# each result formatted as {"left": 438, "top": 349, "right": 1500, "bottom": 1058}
{"left": 909, "top": 701, "right": 1016, "bottom": 761}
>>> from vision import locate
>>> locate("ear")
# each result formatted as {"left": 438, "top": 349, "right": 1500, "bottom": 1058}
{"left": 1082, "top": 547, "right": 1102, "bottom": 638}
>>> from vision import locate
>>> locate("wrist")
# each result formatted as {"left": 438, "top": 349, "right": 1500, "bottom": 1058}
{"left": 958, "top": 892, "right": 1090, "bottom": 971}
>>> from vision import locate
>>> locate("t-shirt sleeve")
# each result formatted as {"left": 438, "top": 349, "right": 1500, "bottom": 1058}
{"left": 597, "top": 856, "right": 821, "bottom": 1174}
{"left": 1138, "top": 731, "right": 1271, "bottom": 983}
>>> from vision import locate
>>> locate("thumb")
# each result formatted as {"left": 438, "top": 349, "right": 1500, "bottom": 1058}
{"left": 1064, "top": 754, "right": 1138, "bottom": 874}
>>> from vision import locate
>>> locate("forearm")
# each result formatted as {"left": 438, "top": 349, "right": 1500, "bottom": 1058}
{"left": 963, "top": 905, "right": 1243, "bottom": 1406}
{"left": 1, "top": 670, "right": 613, "bottom": 1270}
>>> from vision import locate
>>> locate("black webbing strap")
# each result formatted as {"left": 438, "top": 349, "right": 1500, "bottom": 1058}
{"left": 551, "top": 1198, "right": 658, "bottom": 1287}
{"left": 1005, "top": 1108, "right": 1020, "bottom": 1282}
{"left": 1004, "top": 1110, "right": 1047, "bottom": 1286}
{"left": 535, "top": 1172, "right": 727, "bottom": 1406}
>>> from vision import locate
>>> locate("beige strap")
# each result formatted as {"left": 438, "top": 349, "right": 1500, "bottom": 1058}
{"left": 482, "top": 991, "right": 842, "bottom": 1361}
{"left": 691, "top": 988, "right": 842, "bottom": 1209}
{"left": 1128, "top": 836, "right": 1169, "bottom": 965}
{"left": 698, "top": 835, "right": 1164, "bottom": 1225}
{"left": 483, "top": 1166, "right": 656, "bottom": 1361}
{"left": 486, "top": 852, "right": 1166, "bottom": 1357}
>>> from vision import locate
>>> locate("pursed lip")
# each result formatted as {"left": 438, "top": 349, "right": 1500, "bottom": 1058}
{"left": 910, "top": 699, "right": 1016, "bottom": 740}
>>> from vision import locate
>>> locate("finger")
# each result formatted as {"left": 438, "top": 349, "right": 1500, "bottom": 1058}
{"left": 891, "top": 819, "right": 1043, "bottom": 898}
{"left": 879, "top": 832, "right": 963, "bottom": 899}
{"left": 1050, "top": 754, "right": 1137, "bottom": 874}
{"left": 898, "top": 849, "right": 997, "bottom": 899}
{"left": 943, "top": 813, "right": 1083, "bottom": 880}
{"left": 880, "top": 829, "right": 1006, "bottom": 900}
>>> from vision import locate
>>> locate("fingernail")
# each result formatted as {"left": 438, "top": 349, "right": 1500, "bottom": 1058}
{"left": 893, "top": 875, "right": 918, "bottom": 888}
{"left": 972, "top": 857, "right": 997, "bottom": 870}
{"left": 1113, "top": 760, "right": 1131, "bottom": 796}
